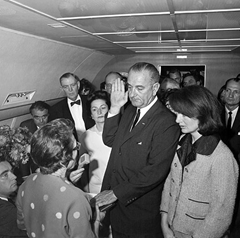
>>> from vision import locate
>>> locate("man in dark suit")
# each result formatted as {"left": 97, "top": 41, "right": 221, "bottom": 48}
{"left": 49, "top": 73, "right": 94, "bottom": 141}
{"left": 95, "top": 62, "right": 180, "bottom": 238}
{"left": 0, "top": 158, "right": 28, "bottom": 237}
{"left": 19, "top": 101, "right": 50, "bottom": 177}
{"left": 221, "top": 77, "right": 240, "bottom": 161}
{"left": 20, "top": 101, "right": 50, "bottom": 134}
{"left": 221, "top": 77, "right": 240, "bottom": 236}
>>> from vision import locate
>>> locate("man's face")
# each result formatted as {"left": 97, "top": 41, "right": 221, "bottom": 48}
{"left": 61, "top": 75, "right": 80, "bottom": 101}
{"left": 105, "top": 73, "right": 119, "bottom": 94}
{"left": 32, "top": 108, "right": 49, "bottom": 128}
{"left": 0, "top": 161, "right": 17, "bottom": 198}
{"left": 183, "top": 75, "right": 199, "bottom": 87}
{"left": 224, "top": 80, "right": 240, "bottom": 108}
{"left": 127, "top": 70, "right": 159, "bottom": 109}
{"left": 169, "top": 72, "right": 181, "bottom": 84}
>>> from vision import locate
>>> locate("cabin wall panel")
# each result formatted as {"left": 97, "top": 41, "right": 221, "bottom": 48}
{"left": 0, "top": 28, "right": 113, "bottom": 122}
{"left": 94, "top": 53, "right": 240, "bottom": 95}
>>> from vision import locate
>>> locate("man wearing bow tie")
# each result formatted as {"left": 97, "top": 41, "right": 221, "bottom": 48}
{"left": 49, "top": 73, "right": 94, "bottom": 141}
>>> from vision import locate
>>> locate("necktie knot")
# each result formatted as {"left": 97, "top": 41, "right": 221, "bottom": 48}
{"left": 70, "top": 99, "right": 80, "bottom": 107}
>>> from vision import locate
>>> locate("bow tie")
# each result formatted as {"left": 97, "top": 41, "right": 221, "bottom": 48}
{"left": 70, "top": 100, "right": 80, "bottom": 107}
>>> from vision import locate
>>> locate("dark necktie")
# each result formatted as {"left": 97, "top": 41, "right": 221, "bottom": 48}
{"left": 131, "top": 109, "right": 140, "bottom": 130}
{"left": 227, "top": 111, "right": 232, "bottom": 130}
{"left": 70, "top": 99, "right": 80, "bottom": 107}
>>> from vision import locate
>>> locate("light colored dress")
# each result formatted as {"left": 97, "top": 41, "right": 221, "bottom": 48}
{"left": 16, "top": 173, "right": 95, "bottom": 238}
{"left": 81, "top": 125, "right": 111, "bottom": 194}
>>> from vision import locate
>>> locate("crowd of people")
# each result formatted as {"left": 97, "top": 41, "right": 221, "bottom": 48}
{"left": 0, "top": 63, "right": 240, "bottom": 238}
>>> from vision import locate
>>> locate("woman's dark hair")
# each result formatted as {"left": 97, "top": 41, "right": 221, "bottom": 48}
{"left": 30, "top": 118, "right": 75, "bottom": 174}
{"left": 79, "top": 78, "right": 95, "bottom": 95}
{"left": 168, "top": 85, "right": 223, "bottom": 135}
{"left": 87, "top": 90, "right": 110, "bottom": 116}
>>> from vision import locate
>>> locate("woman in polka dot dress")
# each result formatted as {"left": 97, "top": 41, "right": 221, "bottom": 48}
{"left": 16, "top": 118, "right": 102, "bottom": 238}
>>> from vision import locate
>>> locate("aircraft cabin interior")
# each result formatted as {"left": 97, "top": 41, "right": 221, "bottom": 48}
{"left": 0, "top": 0, "right": 240, "bottom": 125}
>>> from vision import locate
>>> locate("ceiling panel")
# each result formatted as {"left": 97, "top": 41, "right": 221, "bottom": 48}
{"left": 1, "top": 0, "right": 239, "bottom": 55}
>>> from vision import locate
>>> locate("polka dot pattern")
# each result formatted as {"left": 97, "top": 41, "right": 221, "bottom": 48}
{"left": 32, "top": 174, "right": 38, "bottom": 181}
{"left": 43, "top": 194, "right": 49, "bottom": 201}
{"left": 21, "top": 190, "right": 24, "bottom": 197}
{"left": 30, "top": 203, "right": 35, "bottom": 209}
{"left": 73, "top": 211, "right": 80, "bottom": 219}
{"left": 56, "top": 212, "right": 62, "bottom": 219}
{"left": 60, "top": 186, "right": 66, "bottom": 192}
{"left": 31, "top": 232, "right": 36, "bottom": 237}
{"left": 42, "top": 224, "right": 45, "bottom": 231}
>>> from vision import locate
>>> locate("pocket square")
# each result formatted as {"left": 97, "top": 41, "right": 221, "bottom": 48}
{"left": 137, "top": 142, "right": 143, "bottom": 145}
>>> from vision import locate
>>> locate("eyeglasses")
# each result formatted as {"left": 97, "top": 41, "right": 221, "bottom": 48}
{"left": 73, "top": 142, "right": 81, "bottom": 151}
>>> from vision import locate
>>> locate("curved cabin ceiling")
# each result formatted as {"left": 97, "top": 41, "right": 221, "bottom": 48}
{"left": 0, "top": 0, "right": 240, "bottom": 55}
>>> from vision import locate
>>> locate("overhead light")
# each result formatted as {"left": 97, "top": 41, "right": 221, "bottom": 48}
{"left": 176, "top": 55, "right": 188, "bottom": 59}
{"left": 48, "top": 23, "right": 66, "bottom": 28}
{"left": 177, "top": 49, "right": 187, "bottom": 51}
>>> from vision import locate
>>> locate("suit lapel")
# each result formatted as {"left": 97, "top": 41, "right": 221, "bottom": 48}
{"left": 63, "top": 98, "right": 74, "bottom": 121}
{"left": 121, "top": 100, "right": 161, "bottom": 145}
{"left": 232, "top": 107, "right": 240, "bottom": 131}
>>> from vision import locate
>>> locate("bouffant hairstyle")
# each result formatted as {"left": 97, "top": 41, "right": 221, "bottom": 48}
{"left": 86, "top": 90, "right": 110, "bottom": 116}
{"left": 168, "top": 85, "right": 223, "bottom": 135}
{"left": 30, "top": 118, "right": 75, "bottom": 174}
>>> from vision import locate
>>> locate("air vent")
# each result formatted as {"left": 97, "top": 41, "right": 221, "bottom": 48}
{"left": 3, "top": 91, "right": 35, "bottom": 106}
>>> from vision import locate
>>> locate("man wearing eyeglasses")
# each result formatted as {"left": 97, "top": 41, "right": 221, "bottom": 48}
{"left": 20, "top": 100, "right": 50, "bottom": 133}
{"left": 0, "top": 158, "right": 28, "bottom": 237}
{"left": 49, "top": 73, "right": 94, "bottom": 141}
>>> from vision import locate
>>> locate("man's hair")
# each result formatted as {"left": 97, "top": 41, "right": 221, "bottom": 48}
{"left": 105, "top": 71, "right": 123, "bottom": 81}
{"left": 169, "top": 68, "right": 181, "bottom": 76}
{"left": 224, "top": 77, "right": 240, "bottom": 87}
{"left": 79, "top": 78, "right": 95, "bottom": 95}
{"left": 168, "top": 85, "right": 223, "bottom": 135}
{"left": 59, "top": 72, "right": 80, "bottom": 85}
{"left": 128, "top": 62, "right": 159, "bottom": 83}
{"left": 29, "top": 101, "right": 50, "bottom": 114}
{"left": 30, "top": 118, "right": 74, "bottom": 174}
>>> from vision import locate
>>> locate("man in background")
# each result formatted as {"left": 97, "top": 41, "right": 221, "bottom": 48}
{"left": 49, "top": 72, "right": 94, "bottom": 141}
{"left": 168, "top": 68, "right": 182, "bottom": 84}
{"left": 182, "top": 73, "right": 203, "bottom": 87}
{"left": 0, "top": 158, "right": 28, "bottom": 237}
{"left": 20, "top": 100, "right": 50, "bottom": 175}
{"left": 20, "top": 100, "right": 50, "bottom": 134}
{"left": 221, "top": 77, "right": 240, "bottom": 237}
{"left": 95, "top": 62, "right": 180, "bottom": 238}
{"left": 104, "top": 71, "right": 127, "bottom": 94}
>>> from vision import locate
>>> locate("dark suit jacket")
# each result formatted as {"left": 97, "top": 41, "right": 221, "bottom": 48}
{"left": 19, "top": 119, "right": 37, "bottom": 134}
{"left": 0, "top": 199, "right": 28, "bottom": 238}
{"left": 221, "top": 107, "right": 240, "bottom": 162}
{"left": 19, "top": 119, "right": 38, "bottom": 176}
{"left": 49, "top": 95, "right": 95, "bottom": 139}
{"left": 102, "top": 99, "right": 180, "bottom": 236}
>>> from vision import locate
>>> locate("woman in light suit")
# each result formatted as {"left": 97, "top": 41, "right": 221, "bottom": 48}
{"left": 161, "top": 86, "right": 239, "bottom": 238}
